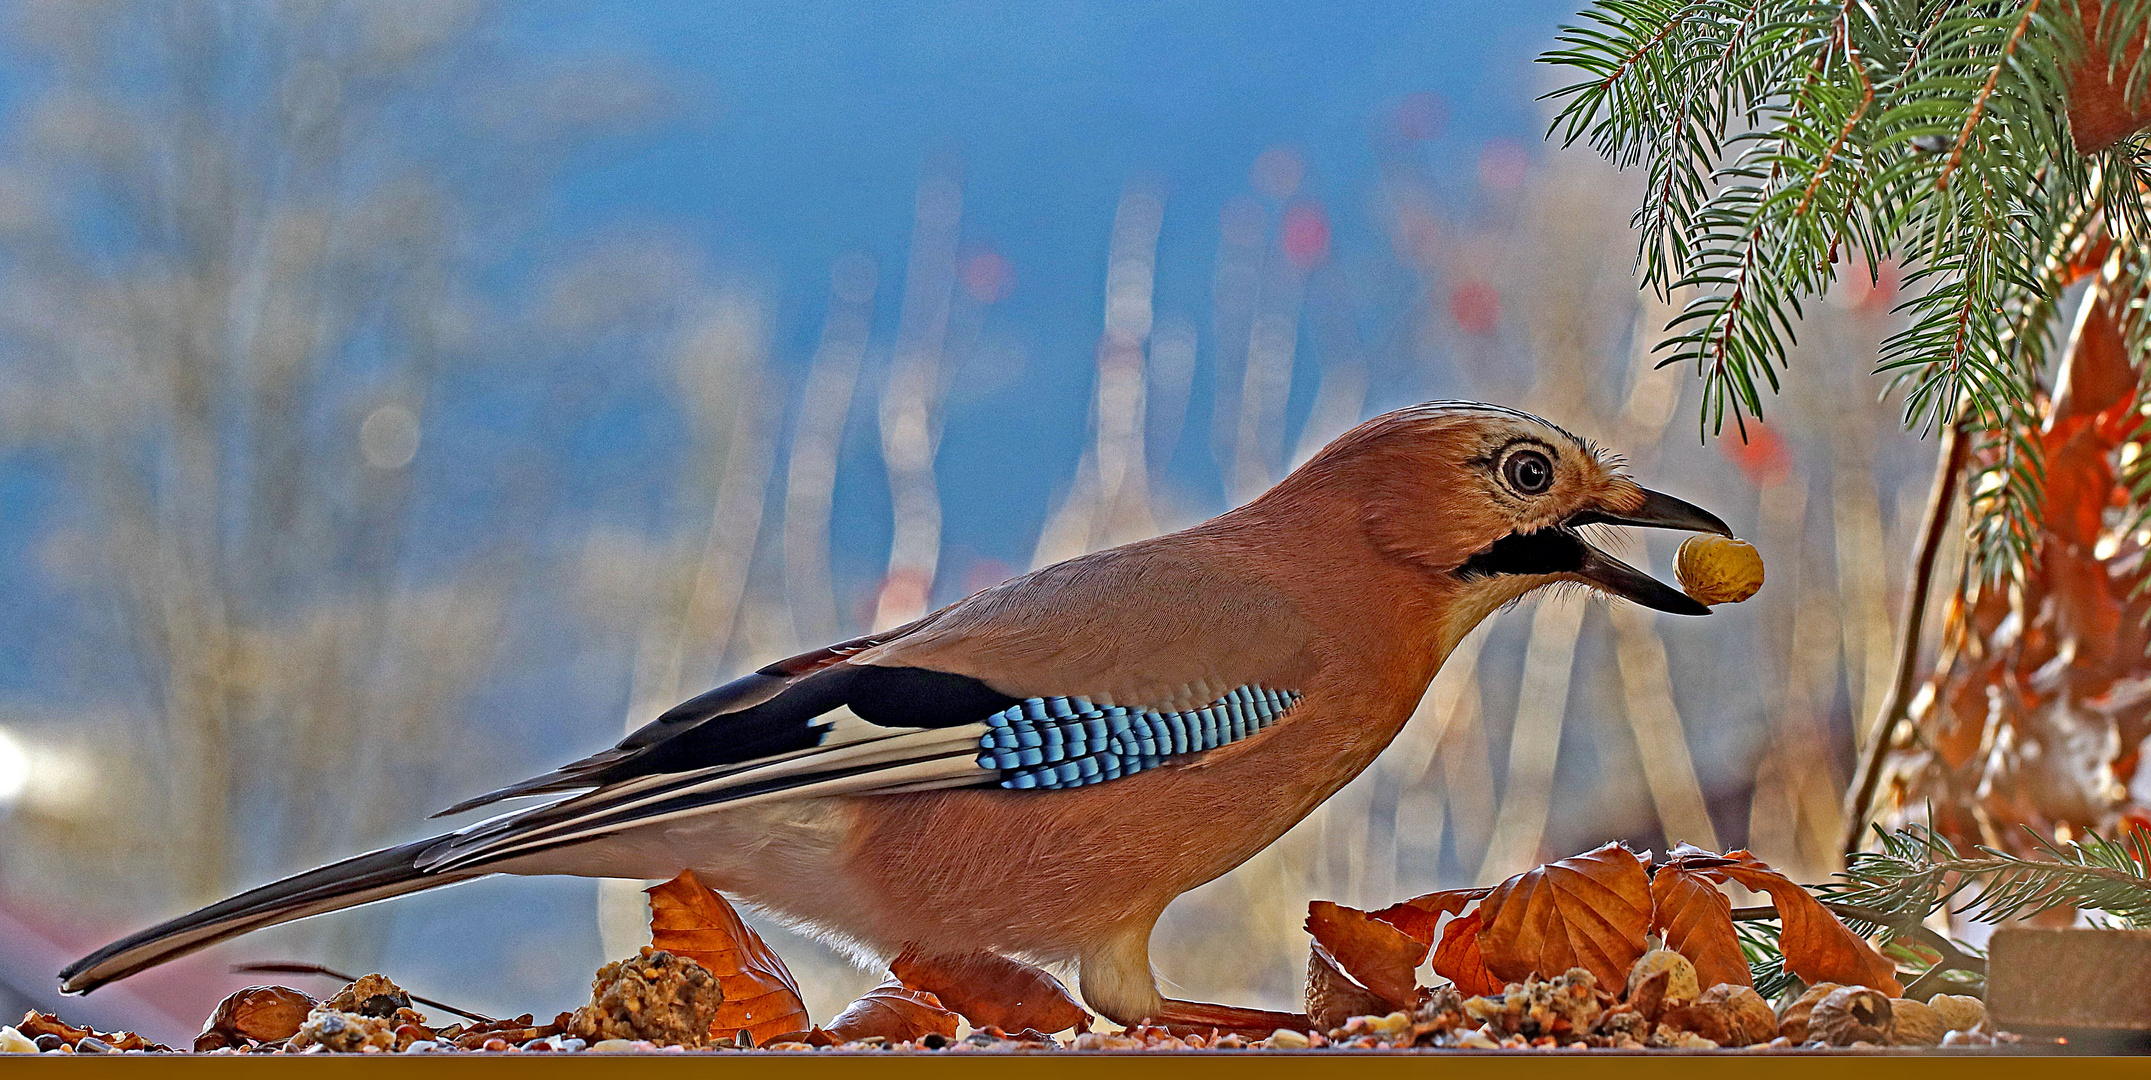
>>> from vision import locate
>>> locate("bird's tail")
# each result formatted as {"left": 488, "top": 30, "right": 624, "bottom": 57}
{"left": 58, "top": 835, "right": 481, "bottom": 995}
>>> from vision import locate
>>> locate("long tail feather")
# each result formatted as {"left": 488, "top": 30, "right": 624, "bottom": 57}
{"left": 58, "top": 836, "right": 479, "bottom": 995}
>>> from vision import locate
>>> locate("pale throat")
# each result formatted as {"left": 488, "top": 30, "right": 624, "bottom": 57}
{"left": 1433, "top": 572, "right": 1553, "bottom": 662}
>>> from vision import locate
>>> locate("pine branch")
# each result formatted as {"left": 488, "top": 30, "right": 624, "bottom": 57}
{"left": 1721, "top": 823, "right": 2150, "bottom": 995}
{"left": 1829, "top": 822, "right": 2151, "bottom": 928}
{"left": 1939, "top": 0, "right": 2044, "bottom": 189}
{"left": 1543, "top": 0, "right": 2145, "bottom": 584}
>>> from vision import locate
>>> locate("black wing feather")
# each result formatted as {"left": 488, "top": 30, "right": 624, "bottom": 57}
{"left": 434, "top": 659, "right": 1017, "bottom": 818}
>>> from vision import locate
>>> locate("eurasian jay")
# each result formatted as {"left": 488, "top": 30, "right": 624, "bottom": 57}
{"left": 62, "top": 402, "right": 1729, "bottom": 1030}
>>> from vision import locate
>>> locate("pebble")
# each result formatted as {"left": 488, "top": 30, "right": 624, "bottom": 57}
{"left": 480, "top": 1038, "right": 510, "bottom": 1052}
{"left": 521, "top": 1039, "right": 554, "bottom": 1052}
{"left": 34, "top": 1035, "right": 64, "bottom": 1053}
{"left": 0, "top": 1027, "right": 36, "bottom": 1054}
{"left": 75, "top": 1037, "right": 115, "bottom": 1054}
{"left": 589, "top": 1040, "right": 639, "bottom": 1053}
{"left": 556, "top": 1038, "right": 587, "bottom": 1052}
{"left": 401, "top": 1041, "right": 439, "bottom": 1054}
{"left": 1267, "top": 1029, "right": 1310, "bottom": 1049}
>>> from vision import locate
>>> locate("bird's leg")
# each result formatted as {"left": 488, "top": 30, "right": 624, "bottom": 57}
{"left": 1079, "top": 924, "right": 1313, "bottom": 1038}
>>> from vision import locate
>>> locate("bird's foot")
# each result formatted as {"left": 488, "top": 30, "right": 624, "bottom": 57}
{"left": 1140, "top": 998, "right": 1313, "bottom": 1039}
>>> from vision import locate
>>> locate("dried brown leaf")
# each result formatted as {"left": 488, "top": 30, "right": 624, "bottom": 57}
{"left": 1429, "top": 909, "right": 1504, "bottom": 997}
{"left": 645, "top": 870, "right": 812, "bottom": 1044}
{"left": 1712, "top": 852, "right": 1902, "bottom": 995}
{"left": 2067, "top": 0, "right": 2151, "bottom": 154}
{"left": 1475, "top": 842, "right": 1651, "bottom": 989}
{"left": 1628, "top": 967, "right": 1671, "bottom": 1025}
{"left": 1368, "top": 887, "right": 1489, "bottom": 945}
{"left": 1304, "top": 900, "right": 1426, "bottom": 1009}
{"left": 820, "top": 978, "right": 959, "bottom": 1044}
{"left": 888, "top": 947, "right": 1091, "bottom": 1034}
{"left": 1648, "top": 861, "right": 1750, "bottom": 991}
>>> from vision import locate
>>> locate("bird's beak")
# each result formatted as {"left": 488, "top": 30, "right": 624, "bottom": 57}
{"left": 1566, "top": 488, "right": 1732, "bottom": 537}
{"left": 1565, "top": 487, "right": 1731, "bottom": 617}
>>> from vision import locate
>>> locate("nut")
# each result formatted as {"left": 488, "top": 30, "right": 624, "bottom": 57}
{"left": 1889, "top": 998, "right": 1944, "bottom": 1046}
{"left": 1776, "top": 981, "right": 1842, "bottom": 1042}
{"left": 1675, "top": 535, "right": 1764, "bottom": 605}
{"left": 1626, "top": 949, "right": 1700, "bottom": 1005}
{"left": 1701, "top": 984, "right": 1778, "bottom": 1046}
{"left": 1306, "top": 943, "right": 1389, "bottom": 1030}
{"left": 196, "top": 985, "right": 316, "bottom": 1051}
{"left": 1806, "top": 986, "right": 1893, "bottom": 1046}
{"left": 1928, "top": 994, "right": 1988, "bottom": 1033}
{"left": 1657, "top": 1000, "right": 1738, "bottom": 1046}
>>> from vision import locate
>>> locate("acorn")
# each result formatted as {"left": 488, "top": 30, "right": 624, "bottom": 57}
{"left": 1675, "top": 535, "right": 1764, "bottom": 605}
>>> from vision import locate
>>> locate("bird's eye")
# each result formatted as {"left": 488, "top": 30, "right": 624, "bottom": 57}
{"left": 1502, "top": 449, "right": 1554, "bottom": 495}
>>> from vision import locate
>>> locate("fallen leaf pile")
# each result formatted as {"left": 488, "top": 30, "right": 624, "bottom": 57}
{"left": 1302, "top": 841, "right": 1919, "bottom": 1048}
{"left": 4, "top": 855, "right": 2015, "bottom": 1053}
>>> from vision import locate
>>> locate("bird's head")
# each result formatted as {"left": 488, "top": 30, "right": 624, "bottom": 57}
{"left": 1274, "top": 401, "right": 1731, "bottom": 628}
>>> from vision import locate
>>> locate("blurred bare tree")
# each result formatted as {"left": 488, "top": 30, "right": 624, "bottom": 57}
{"left": 0, "top": 0, "right": 673, "bottom": 941}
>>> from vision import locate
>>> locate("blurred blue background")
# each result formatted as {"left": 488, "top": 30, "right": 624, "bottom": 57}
{"left": 505, "top": 0, "right": 1563, "bottom": 577}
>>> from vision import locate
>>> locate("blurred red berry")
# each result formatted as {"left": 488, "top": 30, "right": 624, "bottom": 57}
{"left": 962, "top": 250, "right": 1011, "bottom": 304}
{"left": 1722, "top": 421, "right": 1792, "bottom": 486}
{"left": 1449, "top": 279, "right": 1500, "bottom": 335}
{"left": 1281, "top": 203, "right": 1329, "bottom": 270}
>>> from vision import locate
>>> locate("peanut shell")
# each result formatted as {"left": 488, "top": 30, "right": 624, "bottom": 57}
{"left": 1889, "top": 998, "right": 1944, "bottom": 1046}
{"left": 1929, "top": 994, "right": 1988, "bottom": 1033}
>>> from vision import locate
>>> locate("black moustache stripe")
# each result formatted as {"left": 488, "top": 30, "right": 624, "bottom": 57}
{"left": 1456, "top": 528, "right": 1587, "bottom": 579}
